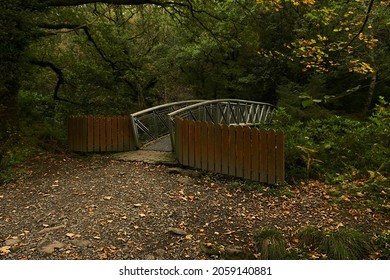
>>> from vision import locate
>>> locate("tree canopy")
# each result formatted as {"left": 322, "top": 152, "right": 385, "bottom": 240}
{"left": 1, "top": 0, "right": 389, "bottom": 172}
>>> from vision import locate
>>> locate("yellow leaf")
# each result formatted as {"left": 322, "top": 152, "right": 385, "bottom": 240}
{"left": 0, "top": 246, "right": 11, "bottom": 256}
{"left": 66, "top": 233, "right": 75, "bottom": 238}
{"left": 368, "top": 170, "right": 376, "bottom": 179}
{"left": 185, "top": 234, "right": 193, "bottom": 240}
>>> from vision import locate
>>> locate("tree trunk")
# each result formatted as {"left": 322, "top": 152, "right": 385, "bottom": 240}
{"left": 363, "top": 71, "right": 377, "bottom": 116}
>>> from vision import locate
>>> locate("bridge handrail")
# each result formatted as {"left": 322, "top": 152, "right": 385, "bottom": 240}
{"left": 168, "top": 99, "right": 276, "bottom": 123}
{"left": 167, "top": 99, "right": 276, "bottom": 149}
{"left": 130, "top": 100, "right": 204, "bottom": 148}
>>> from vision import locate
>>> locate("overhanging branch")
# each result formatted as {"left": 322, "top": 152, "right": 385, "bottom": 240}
{"left": 343, "top": 0, "right": 375, "bottom": 49}
{"left": 30, "top": 60, "right": 78, "bottom": 104}
{"left": 46, "top": 0, "right": 176, "bottom": 7}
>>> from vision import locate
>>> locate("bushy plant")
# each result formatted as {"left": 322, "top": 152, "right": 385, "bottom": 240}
{"left": 271, "top": 98, "right": 389, "bottom": 181}
{"left": 319, "top": 229, "right": 373, "bottom": 260}
{"left": 253, "top": 228, "right": 287, "bottom": 260}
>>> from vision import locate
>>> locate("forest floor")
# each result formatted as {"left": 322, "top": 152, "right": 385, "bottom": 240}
{"left": 0, "top": 151, "right": 388, "bottom": 260}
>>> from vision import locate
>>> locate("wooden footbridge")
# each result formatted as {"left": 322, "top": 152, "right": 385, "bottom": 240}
{"left": 68, "top": 99, "right": 284, "bottom": 184}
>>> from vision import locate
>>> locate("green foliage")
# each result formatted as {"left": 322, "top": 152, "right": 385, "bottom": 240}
{"left": 319, "top": 229, "right": 373, "bottom": 260}
{"left": 272, "top": 98, "right": 390, "bottom": 181}
{"left": 253, "top": 227, "right": 287, "bottom": 260}
{"left": 296, "top": 227, "right": 373, "bottom": 260}
{"left": 297, "top": 226, "right": 324, "bottom": 250}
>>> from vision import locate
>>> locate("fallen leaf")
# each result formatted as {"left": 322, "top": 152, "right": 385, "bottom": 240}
{"left": 187, "top": 195, "right": 195, "bottom": 200}
{"left": 104, "top": 196, "right": 112, "bottom": 200}
{"left": 66, "top": 233, "right": 75, "bottom": 238}
{"left": 133, "top": 203, "right": 142, "bottom": 207}
{"left": 0, "top": 246, "right": 11, "bottom": 256}
{"left": 139, "top": 213, "right": 146, "bottom": 217}
{"left": 185, "top": 234, "right": 193, "bottom": 240}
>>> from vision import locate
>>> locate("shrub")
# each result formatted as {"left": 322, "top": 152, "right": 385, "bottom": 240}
{"left": 271, "top": 98, "right": 389, "bottom": 181}
{"left": 253, "top": 228, "right": 287, "bottom": 260}
{"left": 319, "top": 229, "right": 373, "bottom": 260}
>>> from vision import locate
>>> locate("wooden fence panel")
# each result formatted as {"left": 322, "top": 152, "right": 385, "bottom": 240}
{"left": 267, "top": 129, "right": 276, "bottom": 184}
{"left": 194, "top": 121, "right": 202, "bottom": 169}
{"left": 68, "top": 115, "right": 135, "bottom": 153}
{"left": 251, "top": 128, "right": 259, "bottom": 181}
{"left": 259, "top": 129, "right": 268, "bottom": 183}
{"left": 207, "top": 122, "right": 215, "bottom": 172}
{"left": 221, "top": 124, "right": 229, "bottom": 175}
{"left": 117, "top": 116, "right": 124, "bottom": 152}
{"left": 201, "top": 121, "right": 208, "bottom": 171}
{"left": 235, "top": 126, "right": 244, "bottom": 178}
{"left": 172, "top": 118, "right": 285, "bottom": 184}
{"left": 214, "top": 124, "right": 222, "bottom": 174}
{"left": 188, "top": 120, "right": 195, "bottom": 167}
{"left": 276, "top": 131, "right": 285, "bottom": 184}
{"left": 243, "top": 126, "right": 252, "bottom": 180}
{"left": 228, "top": 125, "right": 236, "bottom": 177}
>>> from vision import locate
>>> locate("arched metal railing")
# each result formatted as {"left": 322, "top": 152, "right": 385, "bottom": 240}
{"left": 167, "top": 99, "right": 276, "bottom": 148}
{"left": 130, "top": 100, "right": 204, "bottom": 148}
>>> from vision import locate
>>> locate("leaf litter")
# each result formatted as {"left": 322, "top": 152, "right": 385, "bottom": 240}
{"left": 0, "top": 152, "right": 388, "bottom": 259}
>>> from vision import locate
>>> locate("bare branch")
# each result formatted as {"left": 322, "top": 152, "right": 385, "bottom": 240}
{"left": 344, "top": 0, "right": 375, "bottom": 49}
{"left": 30, "top": 60, "right": 78, "bottom": 104}
{"left": 46, "top": 0, "right": 176, "bottom": 7}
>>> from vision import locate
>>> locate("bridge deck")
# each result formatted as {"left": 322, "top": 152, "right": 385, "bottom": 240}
{"left": 140, "top": 135, "right": 172, "bottom": 152}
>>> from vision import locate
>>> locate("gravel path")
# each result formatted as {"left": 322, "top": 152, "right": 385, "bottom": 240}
{"left": 0, "top": 152, "right": 387, "bottom": 260}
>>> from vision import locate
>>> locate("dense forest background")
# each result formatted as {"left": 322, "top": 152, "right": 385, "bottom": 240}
{"left": 0, "top": 0, "right": 389, "bottom": 184}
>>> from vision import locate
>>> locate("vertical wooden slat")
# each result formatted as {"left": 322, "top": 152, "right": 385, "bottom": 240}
{"left": 228, "top": 125, "right": 236, "bottom": 177}
{"left": 68, "top": 116, "right": 74, "bottom": 151}
{"left": 276, "top": 130, "right": 285, "bottom": 184}
{"left": 235, "top": 126, "right": 244, "bottom": 178}
{"left": 251, "top": 128, "right": 260, "bottom": 181}
{"left": 259, "top": 128, "right": 268, "bottom": 183}
{"left": 207, "top": 122, "right": 215, "bottom": 172}
{"left": 194, "top": 121, "right": 202, "bottom": 169}
{"left": 87, "top": 116, "right": 94, "bottom": 152}
{"left": 221, "top": 124, "right": 229, "bottom": 175}
{"left": 105, "top": 117, "right": 112, "bottom": 151}
{"left": 267, "top": 129, "right": 276, "bottom": 184}
{"left": 214, "top": 124, "right": 222, "bottom": 174}
{"left": 201, "top": 121, "right": 208, "bottom": 170}
{"left": 117, "top": 116, "right": 124, "bottom": 151}
{"left": 123, "top": 116, "right": 130, "bottom": 151}
{"left": 75, "top": 116, "right": 82, "bottom": 152}
{"left": 93, "top": 116, "right": 100, "bottom": 152}
{"left": 111, "top": 117, "right": 118, "bottom": 152}
{"left": 188, "top": 120, "right": 195, "bottom": 168}
{"left": 99, "top": 116, "right": 106, "bottom": 152}
{"left": 82, "top": 116, "right": 88, "bottom": 152}
{"left": 243, "top": 126, "right": 252, "bottom": 180}
{"left": 181, "top": 118, "right": 189, "bottom": 165}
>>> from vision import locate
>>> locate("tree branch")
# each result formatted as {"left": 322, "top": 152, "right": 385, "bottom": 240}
{"left": 344, "top": 0, "right": 375, "bottom": 49}
{"left": 30, "top": 60, "right": 78, "bottom": 104}
{"left": 46, "top": 0, "right": 177, "bottom": 7}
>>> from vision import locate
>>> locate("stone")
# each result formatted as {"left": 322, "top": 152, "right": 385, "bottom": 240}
{"left": 177, "top": 176, "right": 194, "bottom": 185}
{"left": 38, "top": 225, "right": 66, "bottom": 234}
{"left": 167, "top": 227, "right": 187, "bottom": 236}
{"left": 70, "top": 239, "right": 92, "bottom": 248}
{"left": 155, "top": 249, "right": 166, "bottom": 257}
{"left": 37, "top": 240, "right": 65, "bottom": 254}
{"left": 5, "top": 237, "right": 21, "bottom": 246}
{"left": 144, "top": 254, "right": 156, "bottom": 260}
